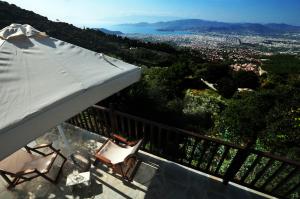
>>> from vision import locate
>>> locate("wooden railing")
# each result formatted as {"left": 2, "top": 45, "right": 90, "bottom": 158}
{"left": 67, "top": 105, "right": 300, "bottom": 199}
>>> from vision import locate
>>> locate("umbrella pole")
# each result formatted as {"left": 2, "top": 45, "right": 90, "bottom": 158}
{"left": 57, "top": 124, "right": 72, "bottom": 156}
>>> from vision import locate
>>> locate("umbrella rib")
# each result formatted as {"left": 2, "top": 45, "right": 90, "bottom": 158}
{"left": 102, "top": 55, "right": 123, "bottom": 70}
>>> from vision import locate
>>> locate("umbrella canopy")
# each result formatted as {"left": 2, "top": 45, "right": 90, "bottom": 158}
{"left": 0, "top": 24, "right": 141, "bottom": 160}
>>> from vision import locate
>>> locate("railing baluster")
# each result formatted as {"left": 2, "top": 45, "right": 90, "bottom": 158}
{"left": 271, "top": 167, "right": 298, "bottom": 194}
{"left": 87, "top": 108, "right": 96, "bottom": 133}
{"left": 215, "top": 146, "right": 230, "bottom": 175}
{"left": 128, "top": 118, "right": 132, "bottom": 138}
{"left": 70, "top": 117, "right": 78, "bottom": 126}
{"left": 150, "top": 125, "right": 154, "bottom": 152}
{"left": 109, "top": 104, "right": 117, "bottom": 135}
{"left": 77, "top": 114, "right": 84, "bottom": 128}
{"left": 250, "top": 158, "right": 274, "bottom": 187}
{"left": 134, "top": 120, "right": 138, "bottom": 139}
{"left": 260, "top": 162, "right": 286, "bottom": 190}
{"left": 166, "top": 129, "right": 170, "bottom": 144}
{"left": 85, "top": 109, "right": 95, "bottom": 132}
{"left": 66, "top": 118, "right": 72, "bottom": 125}
{"left": 81, "top": 112, "right": 89, "bottom": 131}
{"left": 206, "top": 143, "right": 220, "bottom": 172}
{"left": 141, "top": 122, "right": 146, "bottom": 149}
{"left": 98, "top": 113, "right": 105, "bottom": 135}
{"left": 188, "top": 138, "right": 199, "bottom": 166}
{"left": 101, "top": 111, "right": 110, "bottom": 137}
{"left": 196, "top": 140, "right": 210, "bottom": 168}
{"left": 175, "top": 132, "right": 183, "bottom": 163}
{"left": 73, "top": 117, "right": 80, "bottom": 126}
{"left": 75, "top": 115, "right": 82, "bottom": 127}
{"left": 101, "top": 110, "right": 108, "bottom": 127}
{"left": 83, "top": 111, "right": 90, "bottom": 131}
{"left": 158, "top": 127, "right": 162, "bottom": 154}
{"left": 90, "top": 107, "right": 101, "bottom": 134}
{"left": 96, "top": 109, "right": 105, "bottom": 136}
{"left": 284, "top": 180, "right": 300, "bottom": 197}
{"left": 121, "top": 115, "right": 126, "bottom": 136}
{"left": 165, "top": 130, "right": 172, "bottom": 159}
{"left": 180, "top": 135, "right": 189, "bottom": 162}
{"left": 142, "top": 121, "right": 146, "bottom": 137}
{"left": 240, "top": 155, "right": 262, "bottom": 183}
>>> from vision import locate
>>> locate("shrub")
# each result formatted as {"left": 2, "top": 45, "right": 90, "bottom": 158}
{"left": 215, "top": 77, "right": 237, "bottom": 98}
{"left": 183, "top": 89, "right": 226, "bottom": 130}
{"left": 262, "top": 55, "right": 300, "bottom": 75}
{"left": 233, "top": 70, "right": 260, "bottom": 89}
{"left": 196, "top": 63, "right": 230, "bottom": 83}
{"left": 214, "top": 90, "right": 275, "bottom": 145}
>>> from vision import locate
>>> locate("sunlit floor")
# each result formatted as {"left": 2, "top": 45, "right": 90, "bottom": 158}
{"left": 0, "top": 123, "right": 274, "bottom": 199}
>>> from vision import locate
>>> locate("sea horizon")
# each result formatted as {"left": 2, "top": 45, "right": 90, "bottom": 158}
{"left": 101, "top": 24, "right": 193, "bottom": 35}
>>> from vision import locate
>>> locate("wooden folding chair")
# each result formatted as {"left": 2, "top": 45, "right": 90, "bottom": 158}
{"left": 0, "top": 143, "right": 67, "bottom": 189}
{"left": 95, "top": 134, "right": 143, "bottom": 181}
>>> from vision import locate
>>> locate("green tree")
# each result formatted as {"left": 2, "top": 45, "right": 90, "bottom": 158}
{"left": 196, "top": 63, "right": 231, "bottom": 83}
{"left": 215, "top": 86, "right": 300, "bottom": 155}
{"left": 259, "top": 86, "right": 300, "bottom": 156}
{"left": 215, "top": 77, "right": 237, "bottom": 98}
{"left": 214, "top": 92, "right": 268, "bottom": 145}
{"left": 233, "top": 71, "right": 260, "bottom": 89}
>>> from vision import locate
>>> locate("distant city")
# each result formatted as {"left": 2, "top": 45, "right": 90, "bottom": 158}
{"left": 99, "top": 19, "right": 300, "bottom": 71}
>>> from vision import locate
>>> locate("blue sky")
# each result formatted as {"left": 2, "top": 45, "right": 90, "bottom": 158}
{"left": 5, "top": 0, "right": 300, "bottom": 27}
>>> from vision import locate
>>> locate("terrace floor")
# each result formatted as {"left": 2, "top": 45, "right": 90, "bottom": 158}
{"left": 0, "top": 123, "right": 275, "bottom": 199}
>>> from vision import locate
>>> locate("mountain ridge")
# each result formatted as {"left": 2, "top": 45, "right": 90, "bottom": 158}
{"left": 119, "top": 19, "right": 300, "bottom": 35}
{"left": 97, "top": 28, "right": 123, "bottom": 35}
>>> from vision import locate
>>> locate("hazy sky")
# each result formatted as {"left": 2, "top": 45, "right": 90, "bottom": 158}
{"left": 5, "top": 0, "right": 300, "bottom": 27}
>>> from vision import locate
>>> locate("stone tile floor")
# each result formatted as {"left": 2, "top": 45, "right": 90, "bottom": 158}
{"left": 0, "top": 123, "right": 275, "bottom": 199}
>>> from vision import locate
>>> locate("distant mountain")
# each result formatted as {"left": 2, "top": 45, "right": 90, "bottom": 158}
{"left": 97, "top": 28, "right": 123, "bottom": 35}
{"left": 120, "top": 19, "right": 300, "bottom": 35}
{"left": 119, "top": 22, "right": 150, "bottom": 27}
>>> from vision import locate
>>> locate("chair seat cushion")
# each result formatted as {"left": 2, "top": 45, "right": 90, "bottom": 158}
{"left": 0, "top": 149, "right": 57, "bottom": 174}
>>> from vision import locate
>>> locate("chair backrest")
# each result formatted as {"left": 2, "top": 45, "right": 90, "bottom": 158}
{"left": 0, "top": 149, "right": 36, "bottom": 174}
{"left": 129, "top": 139, "right": 143, "bottom": 155}
{"left": 98, "top": 139, "right": 143, "bottom": 164}
{"left": 121, "top": 139, "right": 143, "bottom": 164}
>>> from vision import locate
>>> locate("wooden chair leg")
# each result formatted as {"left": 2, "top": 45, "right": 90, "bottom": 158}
{"left": 7, "top": 177, "right": 21, "bottom": 189}
{"left": 119, "top": 164, "right": 127, "bottom": 180}
{"left": 39, "top": 152, "right": 67, "bottom": 183}
{"left": 0, "top": 172, "right": 17, "bottom": 189}
{"left": 54, "top": 153, "right": 67, "bottom": 183}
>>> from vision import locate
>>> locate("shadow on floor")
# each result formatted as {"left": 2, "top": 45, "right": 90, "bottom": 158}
{"left": 142, "top": 161, "right": 266, "bottom": 199}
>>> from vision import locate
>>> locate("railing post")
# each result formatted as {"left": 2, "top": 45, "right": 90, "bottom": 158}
{"left": 109, "top": 103, "right": 117, "bottom": 136}
{"left": 223, "top": 140, "right": 255, "bottom": 185}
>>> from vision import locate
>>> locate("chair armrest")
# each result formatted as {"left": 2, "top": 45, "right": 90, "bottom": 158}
{"left": 31, "top": 143, "right": 53, "bottom": 149}
{"left": 25, "top": 143, "right": 58, "bottom": 156}
{"left": 111, "top": 134, "right": 128, "bottom": 143}
{"left": 95, "top": 155, "right": 112, "bottom": 165}
{"left": 112, "top": 134, "right": 143, "bottom": 146}
{"left": 16, "top": 169, "right": 37, "bottom": 176}
{"left": 127, "top": 140, "right": 139, "bottom": 147}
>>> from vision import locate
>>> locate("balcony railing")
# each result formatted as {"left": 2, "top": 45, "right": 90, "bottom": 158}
{"left": 67, "top": 105, "right": 300, "bottom": 199}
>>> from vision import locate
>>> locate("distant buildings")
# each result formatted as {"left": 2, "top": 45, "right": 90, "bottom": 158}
{"left": 127, "top": 32, "right": 300, "bottom": 64}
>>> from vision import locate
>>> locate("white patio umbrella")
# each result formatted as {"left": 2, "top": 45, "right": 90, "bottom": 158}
{"left": 0, "top": 24, "right": 141, "bottom": 160}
